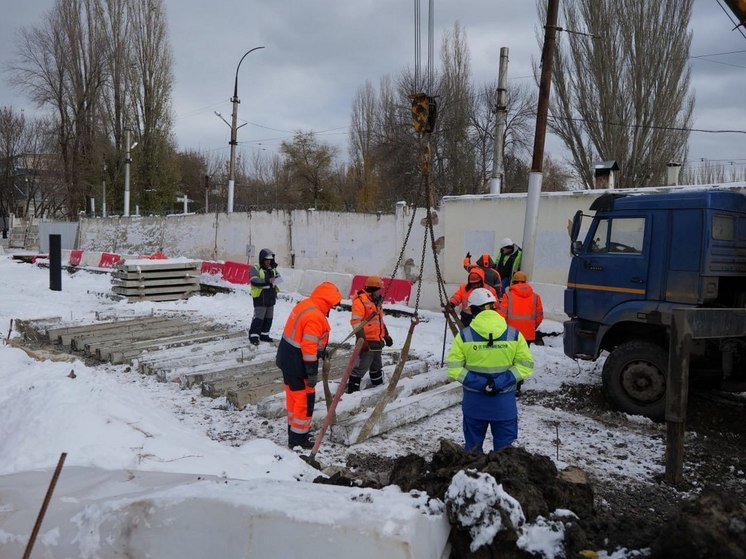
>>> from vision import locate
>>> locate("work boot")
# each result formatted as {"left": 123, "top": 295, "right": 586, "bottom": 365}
{"left": 346, "top": 376, "right": 362, "bottom": 394}
{"left": 249, "top": 334, "right": 260, "bottom": 346}
{"left": 288, "top": 430, "right": 315, "bottom": 450}
{"left": 259, "top": 334, "right": 274, "bottom": 343}
{"left": 369, "top": 370, "right": 384, "bottom": 387}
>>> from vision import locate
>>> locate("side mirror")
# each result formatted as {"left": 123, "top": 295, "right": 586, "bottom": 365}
{"left": 570, "top": 210, "right": 582, "bottom": 242}
{"left": 571, "top": 240, "right": 583, "bottom": 256}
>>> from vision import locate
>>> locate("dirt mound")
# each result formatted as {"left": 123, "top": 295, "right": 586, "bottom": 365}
{"left": 650, "top": 486, "right": 746, "bottom": 559}
{"left": 387, "top": 439, "right": 596, "bottom": 557}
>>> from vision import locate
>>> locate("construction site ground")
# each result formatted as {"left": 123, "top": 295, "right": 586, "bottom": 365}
{"left": 3, "top": 261, "right": 746, "bottom": 557}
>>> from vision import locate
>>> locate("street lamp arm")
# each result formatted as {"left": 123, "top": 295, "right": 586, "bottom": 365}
{"left": 233, "top": 46, "right": 266, "bottom": 99}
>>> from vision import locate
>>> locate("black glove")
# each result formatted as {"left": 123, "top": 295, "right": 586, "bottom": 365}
{"left": 484, "top": 377, "right": 497, "bottom": 396}
{"left": 465, "top": 252, "right": 471, "bottom": 259}
{"left": 305, "top": 361, "right": 319, "bottom": 388}
{"left": 384, "top": 335, "right": 393, "bottom": 347}
{"left": 443, "top": 302, "right": 454, "bottom": 312}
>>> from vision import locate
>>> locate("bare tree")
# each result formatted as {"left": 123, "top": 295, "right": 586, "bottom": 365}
{"left": 280, "top": 131, "right": 338, "bottom": 210}
{"left": 471, "top": 81, "right": 536, "bottom": 192}
{"left": 10, "top": 0, "right": 176, "bottom": 217}
{"left": 543, "top": 0, "right": 694, "bottom": 189}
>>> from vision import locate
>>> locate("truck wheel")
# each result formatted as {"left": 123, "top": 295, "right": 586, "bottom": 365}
{"left": 602, "top": 341, "right": 667, "bottom": 420}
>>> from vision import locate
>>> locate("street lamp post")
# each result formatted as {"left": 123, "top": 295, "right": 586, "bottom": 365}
{"left": 226, "top": 46, "right": 265, "bottom": 213}
{"left": 123, "top": 129, "right": 138, "bottom": 217}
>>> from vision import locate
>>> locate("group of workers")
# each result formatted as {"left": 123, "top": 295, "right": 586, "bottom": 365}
{"left": 250, "top": 236, "right": 543, "bottom": 453}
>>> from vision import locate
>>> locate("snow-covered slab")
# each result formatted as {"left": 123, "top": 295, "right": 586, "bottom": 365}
{"left": 330, "top": 381, "right": 462, "bottom": 445}
{"left": 135, "top": 336, "right": 252, "bottom": 372}
{"left": 105, "top": 331, "right": 244, "bottom": 364}
{"left": 0, "top": 467, "right": 451, "bottom": 559}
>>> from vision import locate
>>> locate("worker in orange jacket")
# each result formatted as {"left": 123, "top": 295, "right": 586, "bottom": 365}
{"left": 463, "top": 252, "right": 502, "bottom": 296}
{"left": 348, "top": 275, "right": 393, "bottom": 393}
{"left": 447, "top": 267, "right": 498, "bottom": 328}
{"left": 275, "top": 281, "right": 342, "bottom": 449}
{"left": 497, "top": 271, "right": 543, "bottom": 344}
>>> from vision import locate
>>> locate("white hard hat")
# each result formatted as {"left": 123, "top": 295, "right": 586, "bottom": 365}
{"left": 500, "top": 237, "right": 513, "bottom": 249}
{"left": 468, "top": 288, "right": 497, "bottom": 308}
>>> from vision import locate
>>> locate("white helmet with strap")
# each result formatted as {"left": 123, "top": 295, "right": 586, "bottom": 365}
{"left": 468, "top": 288, "right": 496, "bottom": 308}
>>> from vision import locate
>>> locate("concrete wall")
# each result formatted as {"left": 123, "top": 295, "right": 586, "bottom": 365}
{"left": 73, "top": 182, "right": 746, "bottom": 319}
{"left": 77, "top": 203, "right": 443, "bottom": 282}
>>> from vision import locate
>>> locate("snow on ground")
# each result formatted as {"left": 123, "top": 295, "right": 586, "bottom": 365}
{"left": 0, "top": 254, "right": 665, "bottom": 557}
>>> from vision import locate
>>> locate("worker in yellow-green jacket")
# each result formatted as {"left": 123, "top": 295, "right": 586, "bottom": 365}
{"left": 447, "top": 288, "right": 534, "bottom": 452}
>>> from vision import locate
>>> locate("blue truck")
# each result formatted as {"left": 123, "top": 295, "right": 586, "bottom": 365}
{"left": 563, "top": 189, "right": 746, "bottom": 419}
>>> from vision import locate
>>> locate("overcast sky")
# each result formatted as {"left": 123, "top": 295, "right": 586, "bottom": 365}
{"left": 2, "top": 1, "right": 745, "bottom": 177}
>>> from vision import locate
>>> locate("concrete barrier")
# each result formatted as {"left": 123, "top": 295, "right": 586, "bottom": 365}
{"left": 0, "top": 467, "right": 451, "bottom": 559}
{"left": 299, "top": 269, "right": 353, "bottom": 298}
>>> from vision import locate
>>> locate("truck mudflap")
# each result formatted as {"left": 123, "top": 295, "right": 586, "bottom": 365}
{"left": 563, "top": 319, "right": 598, "bottom": 359}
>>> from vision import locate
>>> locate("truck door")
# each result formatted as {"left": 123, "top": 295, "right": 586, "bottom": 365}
{"left": 568, "top": 215, "right": 649, "bottom": 324}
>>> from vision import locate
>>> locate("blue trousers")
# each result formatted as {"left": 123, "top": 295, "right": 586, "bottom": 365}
{"left": 463, "top": 415, "right": 517, "bottom": 452}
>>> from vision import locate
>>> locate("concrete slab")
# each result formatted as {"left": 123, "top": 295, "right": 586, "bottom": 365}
{"left": 135, "top": 337, "right": 251, "bottom": 373}
{"left": 84, "top": 321, "right": 212, "bottom": 356}
{"left": 0, "top": 467, "right": 450, "bottom": 559}
{"left": 73, "top": 319, "right": 194, "bottom": 351}
{"left": 222, "top": 350, "right": 362, "bottom": 410}
{"left": 256, "top": 360, "right": 430, "bottom": 420}
{"left": 330, "top": 380, "right": 462, "bottom": 445}
{"left": 103, "top": 331, "right": 243, "bottom": 364}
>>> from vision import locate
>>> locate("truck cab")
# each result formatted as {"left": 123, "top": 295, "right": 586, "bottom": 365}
{"left": 564, "top": 190, "right": 746, "bottom": 419}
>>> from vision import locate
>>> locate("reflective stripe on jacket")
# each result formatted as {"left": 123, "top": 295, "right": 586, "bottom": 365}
{"left": 495, "top": 246, "right": 523, "bottom": 282}
{"left": 249, "top": 264, "right": 279, "bottom": 305}
{"left": 449, "top": 268, "right": 497, "bottom": 315}
{"left": 497, "top": 283, "right": 544, "bottom": 342}
{"left": 276, "top": 282, "right": 339, "bottom": 380}
{"left": 446, "top": 310, "right": 533, "bottom": 420}
{"left": 350, "top": 290, "right": 385, "bottom": 341}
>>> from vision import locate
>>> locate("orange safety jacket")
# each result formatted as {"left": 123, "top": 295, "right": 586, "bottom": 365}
{"left": 497, "top": 282, "right": 543, "bottom": 342}
{"left": 276, "top": 283, "right": 341, "bottom": 437}
{"left": 449, "top": 268, "right": 498, "bottom": 316}
{"left": 350, "top": 290, "right": 386, "bottom": 341}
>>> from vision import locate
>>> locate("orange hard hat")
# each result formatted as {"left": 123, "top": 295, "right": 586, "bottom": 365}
{"left": 512, "top": 271, "right": 527, "bottom": 283}
{"left": 365, "top": 275, "right": 384, "bottom": 289}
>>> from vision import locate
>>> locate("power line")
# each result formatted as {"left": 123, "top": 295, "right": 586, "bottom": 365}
{"left": 549, "top": 115, "right": 746, "bottom": 135}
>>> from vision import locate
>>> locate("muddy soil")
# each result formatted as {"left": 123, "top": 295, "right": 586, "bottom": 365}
{"left": 336, "top": 383, "right": 746, "bottom": 558}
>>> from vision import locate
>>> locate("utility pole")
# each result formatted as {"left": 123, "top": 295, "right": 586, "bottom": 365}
{"left": 489, "top": 47, "right": 509, "bottom": 195}
{"left": 123, "top": 129, "right": 138, "bottom": 217}
{"left": 522, "top": 0, "right": 559, "bottom": 280}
